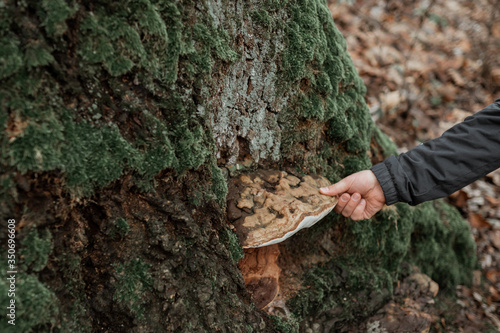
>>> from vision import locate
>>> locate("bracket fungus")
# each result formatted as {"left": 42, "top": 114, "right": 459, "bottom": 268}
{"left": 227, "top": 170, "right": 338, "bottom": 309}
{"left": 238, "top": 244, "right": 281, "bottom": 309}
{"left": 227, "top": 170, "right": 338, "bottom": 248}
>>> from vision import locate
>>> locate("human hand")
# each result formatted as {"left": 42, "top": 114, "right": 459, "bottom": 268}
{"left": 319, "top": 170, "right": 386, "bottom": 220}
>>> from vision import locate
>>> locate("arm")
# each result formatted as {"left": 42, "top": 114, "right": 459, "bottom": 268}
{"left": 321, "top": 97, "right": 500, "bottom": 220}
{"left": 372, "top": 97, "right": 500, "bottom": 206}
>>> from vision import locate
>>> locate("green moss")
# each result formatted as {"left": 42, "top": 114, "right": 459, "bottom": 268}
{"left": 345, "top": 135, "right": 369, "bottom": 154}
{"left": 107, "top": 218, "right": 130, "bottom": 239}
{"left": 24, "top": 41, "right": 54, "bottom": 69}
{"left": 295, "top": 92, "right": 325, "bottom": 120}
{"left": 211, "top": 163, "right": 228, "bottom": 207}
{"left": 313, "top": 71, "right": 333, "bottom": 95}
{"left": 1, "top": 215, "right": 57, "bottom": 332}
{"left": 133, "top": 111, "right": 179, "bottom": 185}
{"left": 4, "top": 78, "right": 208, "bottom": 197}
{"left": 281, "top": 2, "right": 324, "bottom": 83}
{"left": 327, "top": 114, "right": 354, "bottom": 141}
{"left": 19, "top": 228, "right": 53, "bottom": 272}
{"left": 192, "top": 23, "right": 239, "bottom": 63}
{"left": 1, "top": 0, "right": 242, "bottom": 201}
{"left": 288, "top": 205, "right": 412, "bottom": 325}
{"left": 0, "top": 171, "right": 17, "bottom": 209}
{"left": 156, "top": 2, "right": 183, "bottom": 83}
{"left": 334, "top": 92, "right": 356, "bottom": 115}
{"left": 220, "top": 228, "right": 244, "bottom": 263}
{"left": 59, "top": 119, "right": 140, "bottom": 196}
{"left": 8, "top": 118, "right": 64, "bottom": 173}
{"left": 341, "top": 155, "right": 371, "bottom": 175}
{"left": 75, "top": 0, "right": 183, "bottom": 79}
{"left": 38, "top": 0, "right": 77, "bottom": 36}
{"left": 0, "top": 272, "right": 59, "bottom": 332}
{"left": 289, "top": 259, "right": 392, "bottom": 325}
{"left": 56, "top": 252, "right": 91, "bottom": 333}
{"left": 373, "top": 126, "right": 398, "bottom": 158}
{"left": 407, "top": 201, "right": 477, "bottom": 291}
{"left": 251, "top": 10, "right": 272, "bottom": 27}
{"left": 264, "top": 0, "right": 289, "bottom": 10}
{"left": 113, "top": 258, "right": 153, "bottom": 320}
{"left": 173, "top": 123, "right": 211, "bottom": 171}
{"left": 0, "top": 37, "right": 23, "bottom": 80}
{"left": 116, "top": 218, "right": 130, "bottom": 237}
{"left": 270, "top": 314, "right": 300, "bottom": 333}
{"left": 281, "top": 0, "right": 345, "bottom": 86}
{"left": 279, "top": 0, "right": 372, "bottom": 180}
{"left": 350, "top": 204, "right": 414, "bottom": 272}
{"left": 132, "top": 0, "right": 168, "bottom": 36}
{"left": 78, "top": 9, "right": 145, "bottom": 76}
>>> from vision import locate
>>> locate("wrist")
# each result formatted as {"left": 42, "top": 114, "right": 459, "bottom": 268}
{"left": 370, "top": 162, "right": 395, "bottom": 205}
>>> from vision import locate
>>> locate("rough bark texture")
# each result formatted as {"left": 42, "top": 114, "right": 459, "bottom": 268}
{"left": 0, "top": 0, "right": 477, "bottom": 332}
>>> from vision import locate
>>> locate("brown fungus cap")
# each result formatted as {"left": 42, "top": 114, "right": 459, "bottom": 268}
{"left": 227, "top": 170, "right": 338, "bottom": 248}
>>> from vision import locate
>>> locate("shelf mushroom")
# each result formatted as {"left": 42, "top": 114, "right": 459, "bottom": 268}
{"left": 227, "top": 170, "right": 338, "bottom": 309}
{"left": 227, "top": 170, "right": 338, "bottom": 248}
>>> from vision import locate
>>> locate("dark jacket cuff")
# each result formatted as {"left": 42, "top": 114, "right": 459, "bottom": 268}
{"left": 370, "top": 160, "right": 399, "bottom": 205}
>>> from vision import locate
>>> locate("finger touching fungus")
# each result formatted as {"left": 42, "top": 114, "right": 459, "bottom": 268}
{"left": 227, "top": 170, "right": 338, "bottom": 248}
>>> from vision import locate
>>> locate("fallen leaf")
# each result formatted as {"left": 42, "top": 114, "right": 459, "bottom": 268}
{"left": 465, "top": 312, "right": 478, "bottom": 322}
{"left": 492, "top": 68, "right": 500, "bottom": 86}
{"left": 380, "top": 91, "right": 402, "bottom": 111}
{"left": 492, "top": 22, "right": 500, "bottom": 38}
{"left": 485, "top": 195, "right": 500, "bottom": 207}
{"left": 469, "top": 213, "right": 492, "bottom": 229}
{"left": 486, "top": 270, "right": 500, "bottom": 284}
{"left": 448, "top": 190, "right": 469, "bottom": 208}
{"left": 473, "top": 270, "right": 482, "bottom": 287}
{"left": 490, "top": 230, "right": 500, "bottom": 250}
{"left": 485, "top": 312, "right": 500, "bottom": 330}
{"left": 486, "top": 170, "right": 500, "bottom": 186}
{"left": 447, "top": 68, "right": 466, "bottom": 86}
{"left": 489, "top": 286, "right": 500, "bottom": 302}
{"left": 472, "top": 291, "right": 483, "bottom": 303}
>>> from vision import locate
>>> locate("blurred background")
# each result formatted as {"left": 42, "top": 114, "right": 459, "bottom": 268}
{"left": 329, "top": 0, "right": 500, "bottom": 330}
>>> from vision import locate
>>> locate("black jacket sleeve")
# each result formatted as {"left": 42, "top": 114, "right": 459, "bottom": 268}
{"left": 371, "top": 98, "right": 500, "bottom": 206}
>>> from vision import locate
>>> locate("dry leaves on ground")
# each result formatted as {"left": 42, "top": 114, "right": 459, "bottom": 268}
{"left": 329, "top": 0, "right": 500, "bottom": 330}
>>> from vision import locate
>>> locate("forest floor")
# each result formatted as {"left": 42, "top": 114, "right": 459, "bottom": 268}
{"left": 328, "top": 0, "right": 500, "bottom": 331}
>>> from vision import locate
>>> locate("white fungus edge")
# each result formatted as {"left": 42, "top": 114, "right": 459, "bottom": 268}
{"left": 243, "top": 202, "right": 337, "bottom": 249}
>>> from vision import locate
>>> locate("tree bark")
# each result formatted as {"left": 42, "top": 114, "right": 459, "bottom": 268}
{"left": 0, "top": 0, "right": 476, "bottom": 332}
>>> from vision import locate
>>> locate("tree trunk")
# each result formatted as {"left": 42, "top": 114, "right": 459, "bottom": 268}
{"left": 0, "top": 0, "right": 476, "bottom": 332}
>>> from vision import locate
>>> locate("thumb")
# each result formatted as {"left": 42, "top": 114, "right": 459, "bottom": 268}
{"left": 319, "top": 178, "right": 351, "bottom": 196}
